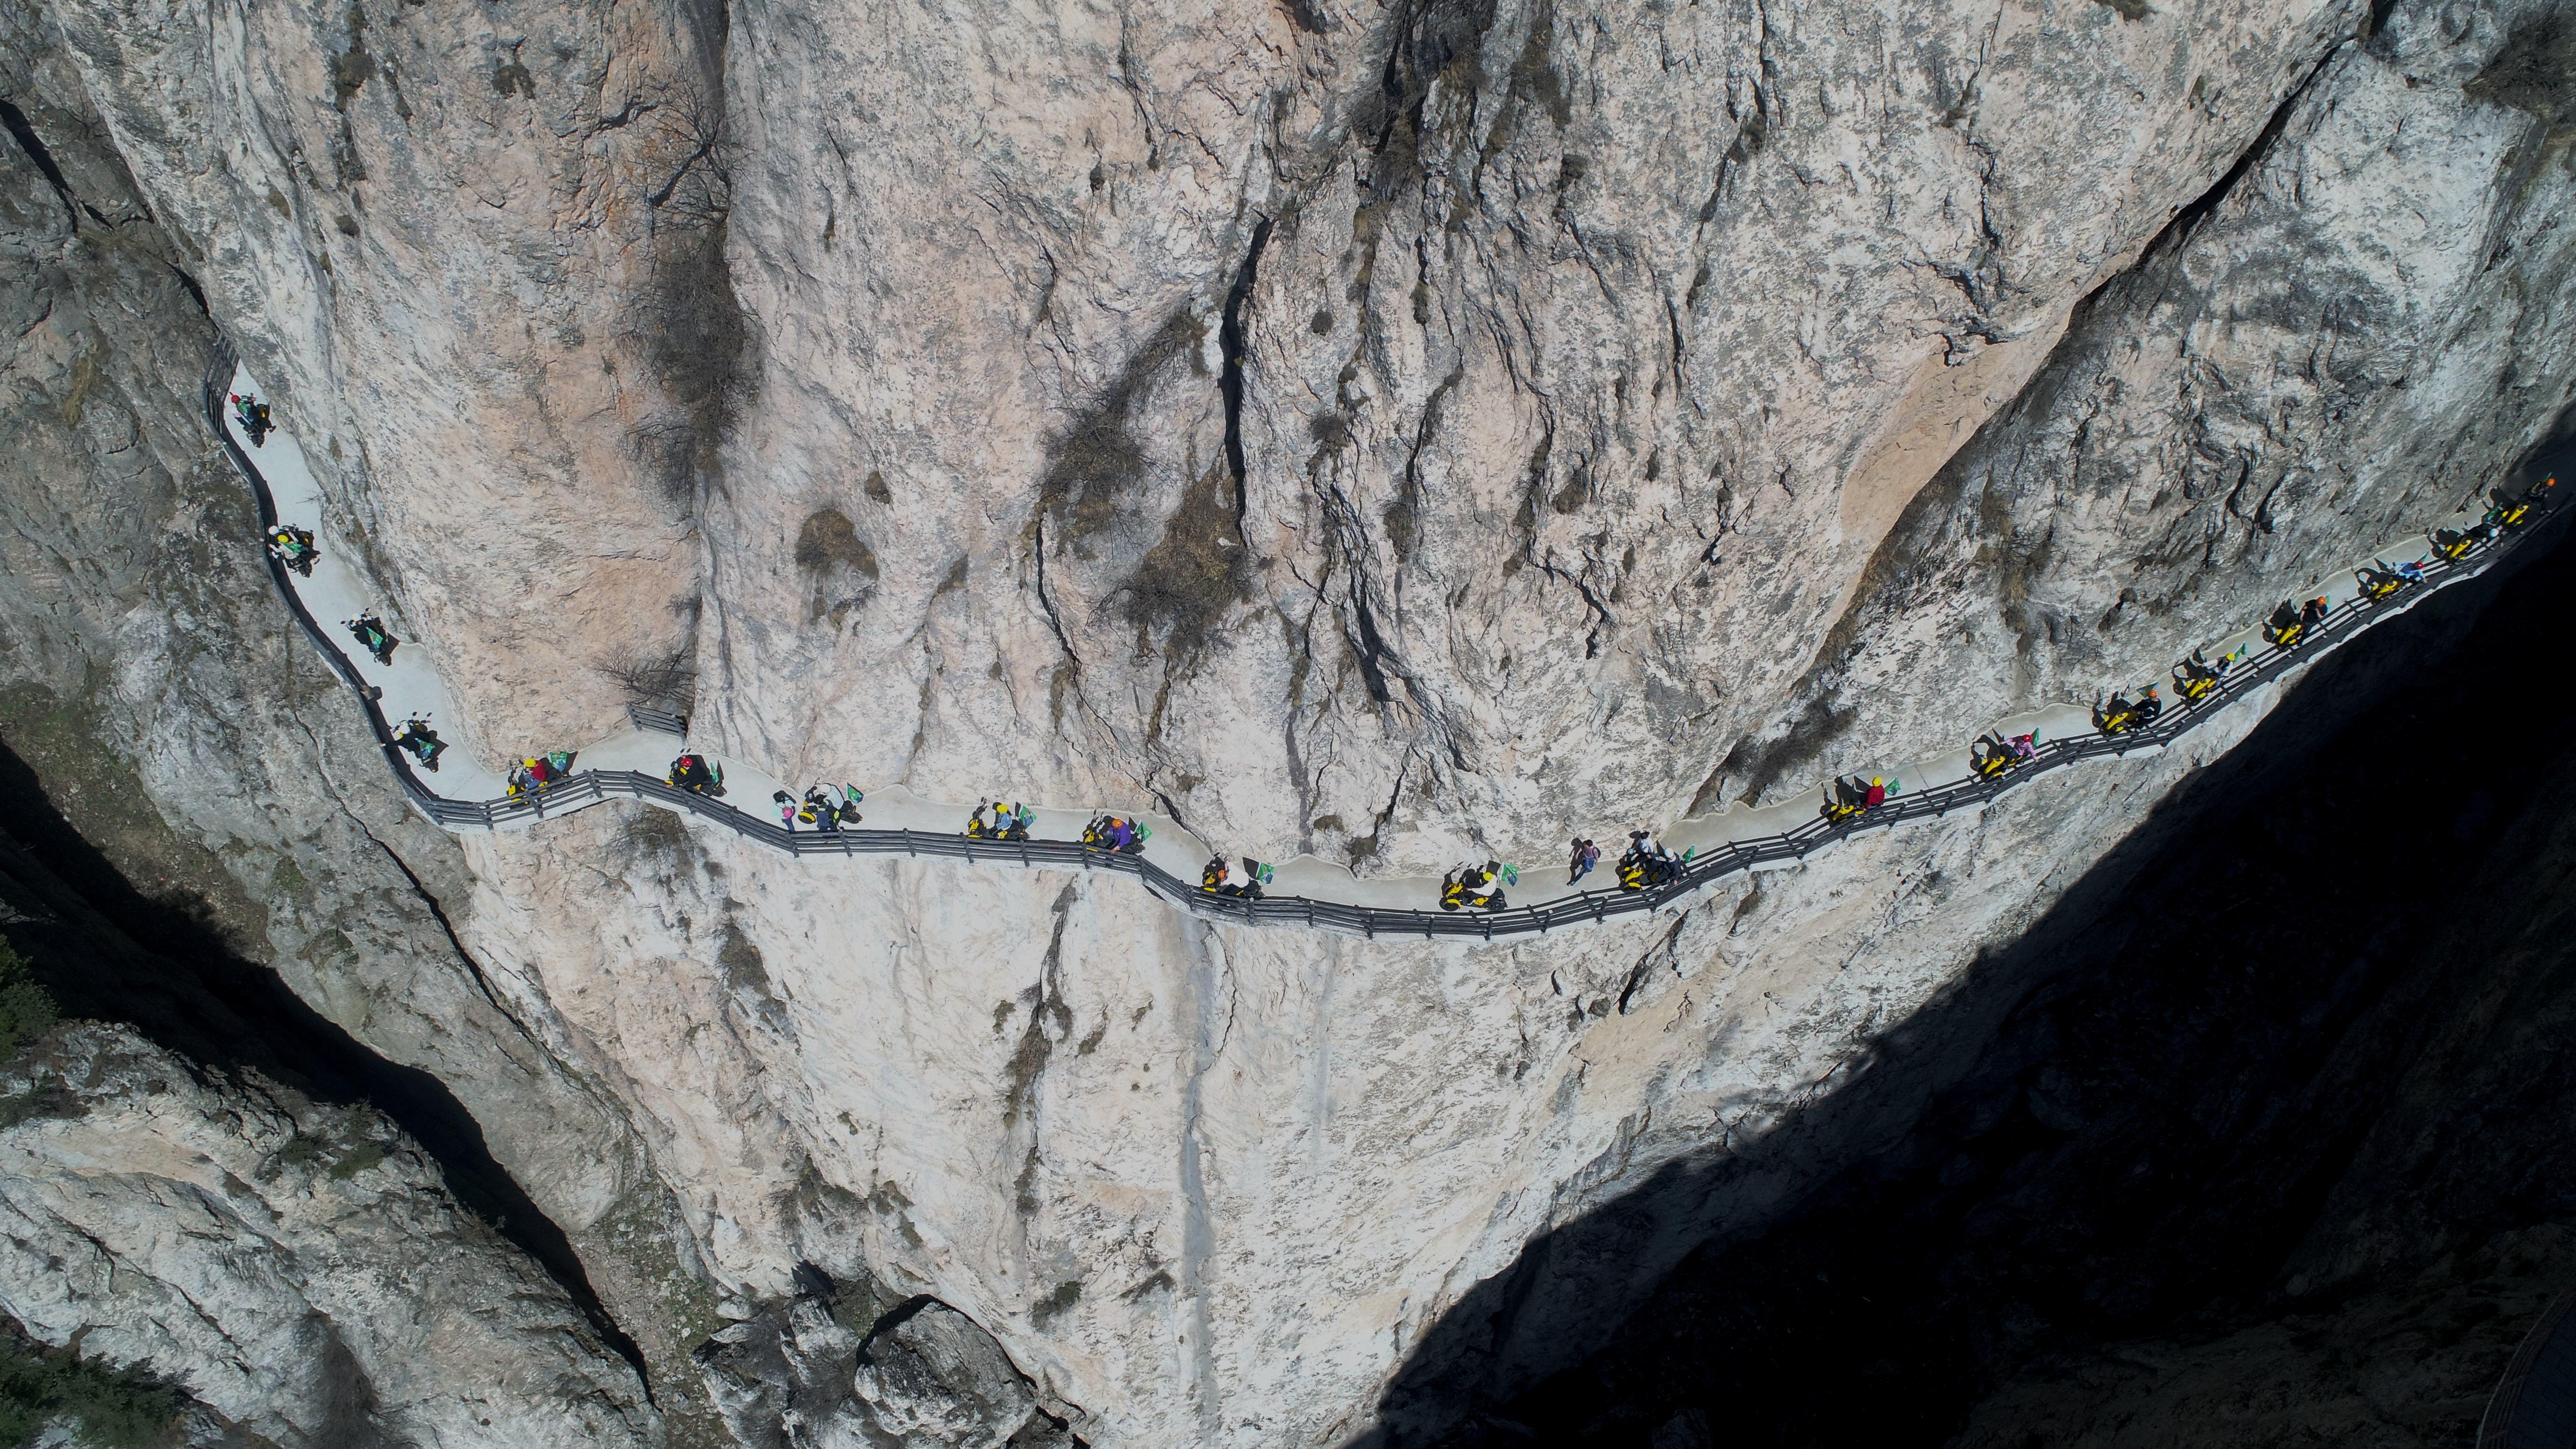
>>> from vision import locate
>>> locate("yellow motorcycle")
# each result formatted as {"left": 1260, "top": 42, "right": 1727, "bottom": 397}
{"left": 2172, "top": 650, "right": 2230, "bottom": 705}
{"left": 1970, "top": 732, "right": 2034, "bottom": 779}
{"left": 1440, "top": 861, "right": 1516, "bottom": 912}
{"left": 2427, "top": 524, "right": 2490, "bottom": 563}
{"left": 2354, "top": 563, "right": 2410, "bottom": 604}
{"left": 2262, "top": 598, "right": 2327, "bottom": 649}
{"left": 1616, "top": 846, "right": 1682, "bottom": 892}
{"left": 2490, "top": 476, "right": 2554, "bottom": 531}
{"left": 966, "top": 800, "right": 1032, "bottom": 841}
{"left": 1819, "top": 775, "right": 1891, "bottom": 824}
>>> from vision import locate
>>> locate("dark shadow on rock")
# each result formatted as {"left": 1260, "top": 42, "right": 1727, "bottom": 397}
{"left": 0, "top": 740, "right": 653, "bottom": 1395}
{"left": 1351, "top": 446, "right": 2576, "bottom": 1448}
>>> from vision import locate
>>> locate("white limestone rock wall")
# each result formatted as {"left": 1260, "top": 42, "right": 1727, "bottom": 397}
{"left": 0, "top": 1024, "right": 656, "bottom": 1449}
{"left": 700, "top": 0, "right": 2371, "bottom": 868}
{"left": 1, "top": 14, "right": 721, "bottom": 1432}
{"left": 8, "top": 0, "right": 2576, "bottom": 1444}
{"left": 447, "top": 671, "right": 2278, "bottom": 1447}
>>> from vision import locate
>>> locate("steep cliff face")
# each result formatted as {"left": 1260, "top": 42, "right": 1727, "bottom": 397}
{"left": 1390, "top": 449, "right": 2576, "bottom": 1449}
{"left": 6, "top": 0, "right": 2576, "bottom": 1443}
{"left": 1, "top": 10, "right": 717, "bottom": 1437}
{"left": 0, "top": 1022, "right": 655, "bottom": 1449}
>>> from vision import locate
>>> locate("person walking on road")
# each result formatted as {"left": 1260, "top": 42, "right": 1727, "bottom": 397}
{"left": 1569, "top": 837, "right": 1600, "bottom": 885}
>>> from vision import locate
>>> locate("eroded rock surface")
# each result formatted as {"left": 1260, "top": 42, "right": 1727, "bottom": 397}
{"left": 699, "top": 1292, "right": 1079, "bottom": 1449}
{"left": 0, "top": 1022, "right": 654, "bottom": 1449}
{"left": 5, "top": 0, "right": 2576, "bottom": 1443}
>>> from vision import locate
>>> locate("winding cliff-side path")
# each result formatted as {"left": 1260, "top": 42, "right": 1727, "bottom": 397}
{"left": 203, "top": 341, "right": 2564, "bottom": 940}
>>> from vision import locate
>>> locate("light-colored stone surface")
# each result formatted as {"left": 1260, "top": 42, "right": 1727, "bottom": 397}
{"left": 0, "top": 1023, "right": 655, "bottom": 1449}
{"left": 8, "top": 0, "right": 2576, "bottom": 1445}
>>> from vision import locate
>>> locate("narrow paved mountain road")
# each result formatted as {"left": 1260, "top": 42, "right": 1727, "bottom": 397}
{"left": 206, "top": 344, "right": 2564, "bottom": 939}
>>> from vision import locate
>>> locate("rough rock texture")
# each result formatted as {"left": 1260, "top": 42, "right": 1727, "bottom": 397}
{"left": 698, "top": 1292, "right": 1079, "bottom": 1448}
{"left": 0, "top": 11, "right": 731, "bottom": 1436}
{"left": 0, "top": 1022, "right": 654, "bottom": 1448}
{"left": 7, "top": 0, "right": 2576, "bottom": 1443}
{"left": 1396, "top": 466, "right": 2576, "bottom": 1448}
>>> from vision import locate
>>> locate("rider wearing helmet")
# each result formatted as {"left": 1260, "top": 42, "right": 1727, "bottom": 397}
{"left": 344, "top": 612, "right": 396, "bottom": 664}
{"left": 394, "top": 715, "right": 446, "bottom": 770}
{"left": 667, "top": 753, "right": 722, "bottom": 794}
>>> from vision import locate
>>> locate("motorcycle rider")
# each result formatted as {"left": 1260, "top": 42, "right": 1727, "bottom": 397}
{"left": 344, "top": 611, "right": 395, "bottom": 664}
{"left": 667, "top": 753, "right": 722, "bottom": 795}
{"left": 393, "top": 715, "right": 445, "bottom": 770}
{"left": 230, "top": 394, "right": 273, "bottom": 446}
{"left": 2263, "top": 599, "right": 2302, "bottom": 647}
{"left": 801, "top": 786, "right": 842, "bottom": 832}
{"left": 266, "top": 524, "right": 318, "bottom": 576}
{"left": 1199, "top": 855, "right": 1264, "bottom": 899}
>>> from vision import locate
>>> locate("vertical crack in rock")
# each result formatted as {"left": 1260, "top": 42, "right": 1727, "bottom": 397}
{"left": 1005, "top": 885, "right": 1079, "bottom": 1217}
{"left": 0, "top": 97, "right": 77, "bottom": 227}
{"left": 1736, "top": 24, "right": 2358, "bottom": 808}
{"left": 2141, "top": 37, "right": 2347, "bottom": 267}
{"left": 1218, "top": 216, "right": 1273, "bottom": 508}
{"left": 1175, "top": 920, "right": 1234, "bottom": 1432}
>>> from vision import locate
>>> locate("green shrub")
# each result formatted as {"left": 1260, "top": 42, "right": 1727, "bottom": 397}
{"left": 0, "top": 1324, "right": 177, "bottom": 1448}
{"left": 0, "top": 938, "right": 57, "bottom": 1061}
{"left": 327, "top": 1142, "right": 385, "bottom": 1179}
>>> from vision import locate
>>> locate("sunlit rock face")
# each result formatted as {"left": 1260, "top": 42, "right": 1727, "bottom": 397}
{"left": 8, "top": 0, "right": 2576, "bottom": 1442}
{"left": 0, "top": 1024, "right": 655, "bottom": 1449}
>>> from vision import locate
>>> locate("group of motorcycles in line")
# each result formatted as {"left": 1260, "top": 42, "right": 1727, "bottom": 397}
{"left": 1956, "top": 478, "right": 2560, "bottom": 798}
{"left": 247, "top": 362, "right": 2559, "bottom": 918}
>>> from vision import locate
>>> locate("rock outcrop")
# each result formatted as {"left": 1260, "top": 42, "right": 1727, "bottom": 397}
{"left": 6, "top": 0, "right": 2576, "bottom": 1443}
{"left": 0, "top": 1022, "right": 654, "bottom": 1448}
{"left": 698, "top": 1291, "right": 1080, "bottom": 1449}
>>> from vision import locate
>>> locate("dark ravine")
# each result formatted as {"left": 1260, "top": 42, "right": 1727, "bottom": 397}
{"left": 1355, "top": 437, "right": 2576, "bottom": 1447}
{"left": 0, "top": 739, "right": 655, "bottom": 1397}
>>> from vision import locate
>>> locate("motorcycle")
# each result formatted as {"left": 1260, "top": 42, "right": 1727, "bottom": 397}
{"left": 2354, "top": 563, "right": 2411, "bottom": 604}
{"left": 798, "top": 787, "right": 850, "bottom": 830}
{"left": 2173, "top": 650, "right": 2229, "bottom": 705}
{"left": 2262, "top": 605, "right": 2304, "bottom": 650}
{"left": 1439, "top": 861, "right": 1516, "bottom": 912}
{"left": 1199, "top": 855, "right": 1272, "bottom": 900}
{"left": 2428, "top": 524, "right": 2491, "bottom": 563}
{"left": 666, "top": 753, "right": 724, "bottom": 796}
{"left": 1617, "top": 846, "right": 1682, "bottom": 892}
{"left": 1081, "top": 814, "right": 1150, "bottom": 853}
{"left": 230, "top": 394, "right": 273, "bottom": 447}
{"left": 394, "top": 716, "right": 445, "bottom": 771}
{"left": 965, "top": 800, "right": 1032, "bottom": 841}
{"left": 1970, "top": 732, "right": 2033, "bottom": 779}
{"left": 344, "top": 612, "right": 396, "bottom": 665}
{"left": 2490, "top": 476, "right": 2555, "bottom": 531}
{"left": 507, "top": 751, "right": 573, "bottom": 799}
{"left": 267, "top": 525, "right": 318, "bottom": 577}
{"left": 1819, "top": 773, "right": 1892, "bottom": 825}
